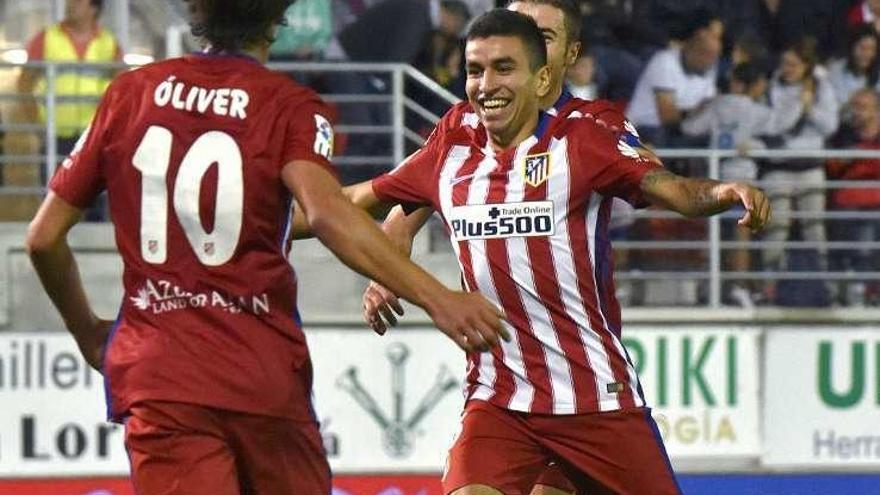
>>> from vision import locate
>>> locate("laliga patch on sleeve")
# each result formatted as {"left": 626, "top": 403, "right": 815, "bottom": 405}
{"left": 313, "top": 114, "right": 334, "bottom": 160}
{"left": 61, "top": 124, "right": 92, "bottom": 169}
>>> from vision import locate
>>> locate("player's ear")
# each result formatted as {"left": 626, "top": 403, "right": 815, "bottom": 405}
{"left": 565, "top": 40, "right": 581, "bottom": 68}
{"left": 535, "top": 65, "right": 552, "bottom": 99}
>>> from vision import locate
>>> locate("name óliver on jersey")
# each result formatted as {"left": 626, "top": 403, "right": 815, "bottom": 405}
{"left": 50, "top": 54, "right": 336, "bottom": 421}
{"left": 373, "top": 109, "right": 661, "bottom": 415}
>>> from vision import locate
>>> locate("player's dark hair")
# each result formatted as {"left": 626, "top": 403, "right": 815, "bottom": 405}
{"left": 467, "top": 9, "right": 547, "bottom": 72}
{"left": 186, "top": 0, "right": 292, "bottom": 52}
{"left": 505, "top": 0, "right": 581, "bottom": 46}
{"left": 730, "top": 62, "right": 764, "bottom": 87}
{"left": 90, "top": 0, "right": 104, "bottom": 14}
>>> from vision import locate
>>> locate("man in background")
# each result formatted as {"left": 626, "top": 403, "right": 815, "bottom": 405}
{"left": 8, "top": 0, "right": 120, "bottom": 221}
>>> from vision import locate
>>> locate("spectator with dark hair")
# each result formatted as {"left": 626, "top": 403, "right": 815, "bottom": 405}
{"left": 762, "top": 37, "right": 839, "bottom": 292}
{"left": 827, "top": 26, "right": 880, "bottom": 106}
{"left": 626, "top": 9, "right": 723, "bottom": 146}
{"left": 826, "top": 88, "right": 880, "bottom": 305}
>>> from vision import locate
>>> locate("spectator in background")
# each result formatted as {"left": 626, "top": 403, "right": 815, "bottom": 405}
{"left": 12, "top": 0, "right": 120, "bottom": 162}
{"left": 565, "top": 46, "right": 597, "bottom": 100}
{"left": 716, "top": 32, "right": 770, "bottom": 92}
{"left": 10, "top": 0, "right": 120, "bottom": 222}
{"left": 827, "top": 26, "right": 880, "bottom": 106}
{"left": 682, "top": 62, "right": 791, "bottom": 306}
{"left": 269, "top": 0, "right": 332, "bottom": 61}
{"left": 626, "top": 9, "right": 723, "bottom": 146}
{"left": 579, "top": 0, "right": 665, "bottom": 101}
{"left": 826, "top": 88, "right": 880, "bottom": 305}
{"left": 846, "top": 0, "right": 880, "bottom": 33}
{"left": 762, "top": 37, "right": 838, "bottom": 287}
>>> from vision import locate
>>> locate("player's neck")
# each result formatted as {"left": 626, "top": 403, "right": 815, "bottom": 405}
{"left": 488, "top": 110, "right": 540, "bottom": 152}
{"left": 242, "top": 45, "right": 269, "bottom": 64}
{"left": 539, "top": 85, "right": 563, "bottom": 110}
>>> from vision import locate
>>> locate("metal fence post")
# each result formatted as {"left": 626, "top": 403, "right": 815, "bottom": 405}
{"left": 708, "top": 150, "right": 722, "bottom": 307}
{"left": 391, "top": 66, "right": 405, "bottom": 167}
{"left": 45, "top": 63, "right": 58, "bottom": 186}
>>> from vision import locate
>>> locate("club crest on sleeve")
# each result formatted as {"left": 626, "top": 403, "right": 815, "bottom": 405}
{"left": 313, "top": 114, "right": 334, "bottom": 160}
{"left": 523, "top": 152, "right": 551, "bottom": 187}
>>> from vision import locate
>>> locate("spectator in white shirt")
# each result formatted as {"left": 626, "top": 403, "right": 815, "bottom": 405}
{"left": 827, "top": 25, "right": 880, "bottom": 106}
{"left": 762, "top": 37, "right": 839, "bottom": 281}
{"left": 626, "top": 8, "right": 723, "bottom": 146}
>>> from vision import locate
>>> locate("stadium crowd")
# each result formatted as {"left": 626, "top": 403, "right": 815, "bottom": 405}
{"left": 5, "top": 0, "right": 880, "bottom": 308}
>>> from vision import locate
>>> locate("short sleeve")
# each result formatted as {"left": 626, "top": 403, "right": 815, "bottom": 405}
{"left": 25, "top": 31, "right": 45, "bottom": 61}
{"left": 279, "top": 95, "right": 337, "bottom": 176}
{"left": 645, "top": 52, "right": 676, "bottom": 93}
{"left": 580, "top": 122, "right": 663, "bottom": 207}
{"left": 48, "top": 81, "right": 121, "bottom": 208}
{"left": 372, "top": 135, "right": 443, "bottom": 209}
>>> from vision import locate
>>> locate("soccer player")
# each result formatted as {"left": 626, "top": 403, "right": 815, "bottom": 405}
{"left": 356, "top": 0, "right": 657, "bottom": 336}
{"left": 299, "top": 9, "right": 770, "bottom": 495}
{"left": 24, "top": 0, "right": 508, "bottom": 493}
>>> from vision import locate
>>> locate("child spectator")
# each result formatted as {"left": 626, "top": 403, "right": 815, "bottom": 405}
{"left": 682, "top": 62, "right": 780, "bottom": 306}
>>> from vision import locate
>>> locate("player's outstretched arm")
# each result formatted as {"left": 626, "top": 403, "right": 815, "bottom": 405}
{"left": 282, "top": 159, "right": 509, "bottom": 352}
{"left": 640, "top": 170, "right": 771, "bottom": 233}
{"left": 26, "top": 193, "right": 114, "bottom": 370}
{"left": 363, "top": 205, "right": 434, "bottom": 335}
{"left": 289, "top": 180, "right": 393, "bottom": 240}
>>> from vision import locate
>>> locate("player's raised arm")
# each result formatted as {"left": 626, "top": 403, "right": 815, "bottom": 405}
{"left": 282, "top": 159, "right": 509, "bottom": 352}
{"left": 639, "top": 169, "right": 771, "bottom": 232}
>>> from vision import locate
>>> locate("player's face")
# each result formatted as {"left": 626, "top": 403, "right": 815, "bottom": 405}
{"left": 465, "top": 35, "right": 550, "bottom": 148}
{"left": 507, "top": 2, "right": 579, "bottom": 96}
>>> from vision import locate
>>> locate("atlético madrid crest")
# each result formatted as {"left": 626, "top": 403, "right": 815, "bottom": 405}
{"left": 524, "top": 152, "right": 551, "bottom": 187}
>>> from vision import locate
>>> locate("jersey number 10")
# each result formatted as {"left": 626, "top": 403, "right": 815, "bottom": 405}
{"left": 133, "top": 125, "right": 243, "bottom": 267}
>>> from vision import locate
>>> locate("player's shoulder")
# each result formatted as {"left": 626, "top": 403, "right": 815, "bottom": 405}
{"left": 437, "top": 101, "right": 479, "bottom": 130}
{"left": 553, "top": 112, "right": 643, "bottom": 159}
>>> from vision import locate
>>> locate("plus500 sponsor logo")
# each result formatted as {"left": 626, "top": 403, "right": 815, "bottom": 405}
{"left": 449, "top": 201, "right": 555, "bottom": 241}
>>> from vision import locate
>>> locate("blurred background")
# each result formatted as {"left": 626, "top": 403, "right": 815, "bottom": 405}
{"left": 0, "top": 1, "right": 878, "bottom": 494}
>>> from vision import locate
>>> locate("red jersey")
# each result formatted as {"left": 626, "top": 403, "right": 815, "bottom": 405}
{"left": 50, "top": 54, "right": 336, "bottom": 421}
{"left": 373, "top": 111, "right": 661, "bottom": 415}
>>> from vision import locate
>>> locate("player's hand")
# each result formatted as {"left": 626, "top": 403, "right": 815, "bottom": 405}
{"left": 716, "top": 182, "right": 771, "bottom": 233}
{"left": 72, "top": 318, "right": 114, "bottom": 372}
{"left": 362, "top": 280, "right": 404, "bottom": 335}
{"left": 425, "top": 290, "right": 509, "bottom": 353}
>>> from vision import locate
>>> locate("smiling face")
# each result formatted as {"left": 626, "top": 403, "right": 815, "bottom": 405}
{"left": 465, "top": 35, "right": 550, "bottom": 149}
{"left": 507, "top": 1, "right": 579, "bottom": 106}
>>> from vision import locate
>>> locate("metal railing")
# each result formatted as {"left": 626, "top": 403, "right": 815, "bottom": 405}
{"left": 1, "top": 61, "right": 879, "bottom": 308}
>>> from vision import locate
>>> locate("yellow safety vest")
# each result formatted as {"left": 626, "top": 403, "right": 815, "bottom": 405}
{"left": 36, "top": 24, "right": 118, "bottom": 138}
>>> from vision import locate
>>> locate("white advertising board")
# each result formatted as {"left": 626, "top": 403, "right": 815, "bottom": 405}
{"left": 763, "top": 328, "right": 880, "bottom": 468}
{"left": 623, "top": 326, "right": 762, "bottom": 459}
{"left": 0, "top": 334, "right": 129, "bottom": 476}
{"left": 308, "top": 330, "right": 467, "bottom": 472}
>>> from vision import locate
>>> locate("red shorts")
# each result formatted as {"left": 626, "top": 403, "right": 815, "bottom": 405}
{"left": 442, "top": 400, "right": 681, "bottom": 495}
{"left": 125, "top": 401, "right": 330, "bottom": 495}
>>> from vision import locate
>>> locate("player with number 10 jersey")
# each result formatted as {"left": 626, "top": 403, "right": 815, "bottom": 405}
{"left": 50, "top": 53, "right": 335, "bottom": 422}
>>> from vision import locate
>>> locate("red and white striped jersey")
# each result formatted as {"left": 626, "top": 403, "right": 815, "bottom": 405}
{"left": 373, "top": 110, "right": 662, "bottom": 415}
